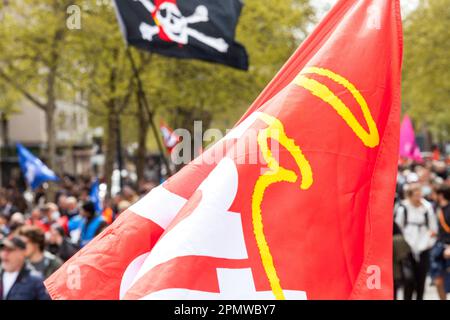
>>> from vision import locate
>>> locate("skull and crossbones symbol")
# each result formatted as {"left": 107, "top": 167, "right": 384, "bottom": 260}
{"left": 134, "top": 0, "right": 229, "bottom": 53}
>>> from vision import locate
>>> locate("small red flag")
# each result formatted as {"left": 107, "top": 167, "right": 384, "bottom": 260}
{"left": 45, "top": 0, "right": 402, "bottom": 300}
{"left": 160, "top": 121, "right": 180, "bottom": 154}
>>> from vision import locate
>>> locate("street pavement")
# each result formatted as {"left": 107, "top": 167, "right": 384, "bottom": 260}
{"left": 397, "top": 277, "right": 443, "bottom": 300}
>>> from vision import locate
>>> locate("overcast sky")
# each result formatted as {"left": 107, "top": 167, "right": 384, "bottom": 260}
{"left": 312, "top": 0, "right": 420, "bottom": 20}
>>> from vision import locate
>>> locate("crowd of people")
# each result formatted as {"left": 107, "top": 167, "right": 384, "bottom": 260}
{"left": 0, "top": 154, "right": 449, "bottom": 300}
{"left": 0, "top": 173, "right": 157, "bottom": 300}
{"left": 393, "top": 156, "right": 450, "bottom": 300}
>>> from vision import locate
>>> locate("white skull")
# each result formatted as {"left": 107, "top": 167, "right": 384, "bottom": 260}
{"left": 136, "top": 0, "right": 229, "bottom": 52}
{"left": 156, "top": 2, "right": 188, "bottom": 43}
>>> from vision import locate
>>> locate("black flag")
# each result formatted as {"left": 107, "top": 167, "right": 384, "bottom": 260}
{"left": 113, "top": 0, "right": 249, "bottom": 70}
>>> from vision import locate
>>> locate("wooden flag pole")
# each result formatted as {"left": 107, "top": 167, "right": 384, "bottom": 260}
{"left": 126, "top": 48, "right": 173, "bottom": 177}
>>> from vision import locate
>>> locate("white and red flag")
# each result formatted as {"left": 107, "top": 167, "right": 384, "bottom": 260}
{"left": 45, "top": 0, "right": 403, "bottom": 300}
{"left": 160, "top": 121, "right": 180, "bottom": 154}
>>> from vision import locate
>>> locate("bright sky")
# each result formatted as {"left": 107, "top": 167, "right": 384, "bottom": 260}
{"left": 312, "top": 0, "right": 420, "bottom": 20}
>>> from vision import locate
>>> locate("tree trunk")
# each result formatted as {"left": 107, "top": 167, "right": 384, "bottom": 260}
{"left": 103, "top": 48, "right": 121, "bottom": 197}
{"left": 45, "top": 103, "right": 57, "bottom": 201}
{"left": 1, "top": 113, "right": 9, "bottom": 146}
{"left": 46, "top": 105, "right": 57, "bottom": 170}
{"left": 44, "top": 24, "right": 65, "bottom": 201}
{"left": 104, "top": 109, "right": 117, "bottom": 197}
{"left": 136, "top": 92, "right": 149, "bottom": 184}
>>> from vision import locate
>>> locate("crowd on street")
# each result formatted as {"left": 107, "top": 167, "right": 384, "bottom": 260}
{"left": 1, "top": 151, "right": 449, "bottom": 300}
{"left": 393, "top": 154, "right": 450, "bottom": 300}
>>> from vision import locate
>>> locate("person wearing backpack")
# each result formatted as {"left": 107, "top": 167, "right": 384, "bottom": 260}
{"left": 393, "top": 221, "right": 412, "bottom": 300}
{"left": 430, "top": 185, "right": 450, "bottom": 300}
{"left": 395, "top": 183, "right": 438, "bottom": 300}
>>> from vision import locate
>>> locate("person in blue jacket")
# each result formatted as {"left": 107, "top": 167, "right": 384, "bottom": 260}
{"left": 79, "top": 201, "right": 107, "bottom": 248}
{"left": 0, "top": 236, "right": 50, "bottom": 300}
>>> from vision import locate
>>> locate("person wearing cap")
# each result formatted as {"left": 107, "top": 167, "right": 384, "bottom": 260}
{"left": 0, "top": 236, "right": 50, "bottom": 300}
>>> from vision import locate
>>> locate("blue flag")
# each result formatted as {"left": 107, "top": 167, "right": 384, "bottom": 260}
{"left": 16, "top": 143, "right": 59, "bottom": 190}
{"left": 89, "top": 179, "right": 102, "bottom": 214}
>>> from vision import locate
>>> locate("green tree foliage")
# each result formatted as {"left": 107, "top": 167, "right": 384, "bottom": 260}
{"left": 68, "top": 2, "right": 137, "bottom": 192}
{"left": 403, "top": 0, "right": 450, "bottom": 139}
{"left": 144, "top": 0, "right": 314, "bottom": 131}
{"left": 75, "top": 0, "right": 315, "bottom": 178}
{"left": 0, "top": 0, "right": 315, "bottom": 185}
{"left": 0, "top": 0, "right": 76, "bottom": 173}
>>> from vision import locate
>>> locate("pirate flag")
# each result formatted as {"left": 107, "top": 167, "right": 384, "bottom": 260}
{"left": 113, "top": 0, "right": 249, "bottom": 70}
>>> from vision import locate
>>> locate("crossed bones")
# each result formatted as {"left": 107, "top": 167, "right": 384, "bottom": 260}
{"left": 134, "top": 0, "right": 229, "bottom": 53}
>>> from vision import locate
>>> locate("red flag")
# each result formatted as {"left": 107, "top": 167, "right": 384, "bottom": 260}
{"left": 45, "top": 0, "right": 402, "bottom": 300}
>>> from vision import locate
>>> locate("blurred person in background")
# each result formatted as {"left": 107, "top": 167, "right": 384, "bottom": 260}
{"left": 46, "top": 223, "right": 79, "bottom": 262}
{"left": 37, "top": 203, "right": 59, "bottom": 233}
{"left": 122, "top": 185, "right": 139, "bottom": 204}
{"left": 117, "top": 200, "right": 131, "bottom": 216}
{"left": 66, "top": 196, "right": 80, "bottom": 219}
{"left": 138, "top": 181, "right": 157, "bottom": 198}
{"left": 33, "top": 186, "right": 46, "bottom": 206}
{"left": 25, "top": 207, "right": 47, "bottom": 232}
{"left": 18, "top": 226, "right": 62, "bottom": 279}
{"left": 395, "top": 183, "right": 438, "bottom": 300}
{"left": 78, "top": 201, "right": 107, "bottom": 248}
{"left": 0, "top": 236, "right": 50, "bottom": 300}
{"left": 393, "top": 221, "right": 412, "bottom": 300}
{"left": 40, "top": 202, "right": 69, "bottom": 234}
{"left": 7, "top": 188, "right": 28, "bottom": 214}
{"left": 432, "top": 145, "right": 441, "bottom": 162}
{"left": 0, "top": 214, "right": 10, "bottom": 239}
{"left": 0, "top": 193, "right": 18, "bottom": 219}
{"left": 9, "top": 212, "right": 25, "bottom": 233}
{"left": 416, "top": 166, "right": 434, "bottom": 202}
{"left": 430, "top": 185, "right": 450, "bottom": 300}
{"left": 79, "top": 187, "right": 91, "bottom": 203}
{"left": 57, "top": 194, "right": 69, "bottom": 217}
{"left": 101, "top": 196, "right": 114, "bottom": 225}
{"left": 434, "top": 161, "right": 448, "bottom": 181}
{"left": 111, "top": 193, "right": 123, "bottom": 221}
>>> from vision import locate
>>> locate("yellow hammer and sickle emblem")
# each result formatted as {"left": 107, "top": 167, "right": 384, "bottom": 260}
{"left": 252, "top": 67, "right": 380, "bottom": 300}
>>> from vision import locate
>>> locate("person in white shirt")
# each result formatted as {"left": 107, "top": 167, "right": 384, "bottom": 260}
{"left": 395, "top": 183, "right": 438, "bottom": 300}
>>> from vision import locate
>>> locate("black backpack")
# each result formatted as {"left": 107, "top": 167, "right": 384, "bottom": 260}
{"left": 396, "top": 204, "right": 429, "bottom": 229}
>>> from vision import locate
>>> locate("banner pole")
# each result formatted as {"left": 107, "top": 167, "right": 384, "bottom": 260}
{"left": 116, "top": 114, "right": 124, "bottom": 191}
{"left": 126, "top": 48, "right": 173, "bottom": 177}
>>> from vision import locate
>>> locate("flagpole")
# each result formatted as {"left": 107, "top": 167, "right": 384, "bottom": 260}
{"left": 126, "top": 48, "right": 173, "bottom": 177}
